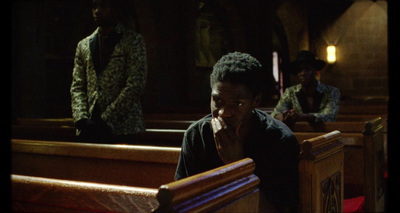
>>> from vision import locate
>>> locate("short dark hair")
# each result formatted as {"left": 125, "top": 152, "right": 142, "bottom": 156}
{"left": 210, "top": 52, "right": 265, "bottom": 95}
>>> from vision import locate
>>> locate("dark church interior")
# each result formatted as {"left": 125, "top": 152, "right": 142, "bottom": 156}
{"left": 11, "top": 0, "right": 395, "bottom": 212}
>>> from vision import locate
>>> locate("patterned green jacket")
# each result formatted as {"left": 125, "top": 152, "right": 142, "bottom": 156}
{"left": 70, "top": 24, "right": 147, "bottom": 135}
{"left": 270, "top": 81, "right": 340, "bottom": 122}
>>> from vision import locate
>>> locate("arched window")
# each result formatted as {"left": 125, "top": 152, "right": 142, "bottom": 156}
{"left": 272, "top": 51, "right": 284, "bottom": 96}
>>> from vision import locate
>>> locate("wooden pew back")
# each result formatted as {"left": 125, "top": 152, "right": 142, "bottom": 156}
{"left": 12, "top": 124, "right": 77, "bottom": 142}
{"left": 299, "top": 130, "right": 344, "bottom": 213}
{"left": 12, "top": 133, "right": 348, "bottom": 213}
{"left": 291, "top": 120, "right": 387, "bottom": 133}
{"left": 12, "top": 158, "right": 260, "bottom": 213}
{"left": 154, "top": 158, "right": 260, "bottom": 213}
{"left": 292, "top": 121, "right": 365, "bottom": 133}
{"left": 363, "top": 117, "right": 385, "bottom": 212}
{"left": 12, "top": 174, "right": 159, "bottom": 213}
{"left": 12, "top": 139, "right": 181, "bottom": 188}
{"left": 11, "top": 124, "right": 185, "bottom": 146}
{"left": 297, "top": 118, "right": 385, "bottom": 212}
{"left": 12, "top": 117, "right": 387, "bottom": 148}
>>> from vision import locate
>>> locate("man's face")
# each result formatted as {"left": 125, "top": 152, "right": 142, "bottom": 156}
{"left": 297, "top": 63, "right": 317, "bottom": 86}
{"left": 210, "top": 81, "right": 260, "bottom": 129}
{"left": 92, "top": 0, "right": 117, "bottom": 27}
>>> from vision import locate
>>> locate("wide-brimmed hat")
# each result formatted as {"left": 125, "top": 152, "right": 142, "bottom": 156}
{"left": 290, "top": 50, "right": 326, "bottom": 74}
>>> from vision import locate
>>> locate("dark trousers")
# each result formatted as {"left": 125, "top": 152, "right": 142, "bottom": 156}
{"left": 76, "top": 105, "right": 136, "bottom": 144}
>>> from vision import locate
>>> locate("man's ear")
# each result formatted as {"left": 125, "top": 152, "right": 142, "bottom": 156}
{"left": 252, "top": 93, "right": 262, "bottom": 108}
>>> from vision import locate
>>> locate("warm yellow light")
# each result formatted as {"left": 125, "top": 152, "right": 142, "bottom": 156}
{"left": 327, "top": 45, "right": 336, "bottom": 64}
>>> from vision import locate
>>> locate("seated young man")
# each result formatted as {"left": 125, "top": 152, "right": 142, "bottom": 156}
{"left": 174, "top": 52, "right": 299, "bottom": 212}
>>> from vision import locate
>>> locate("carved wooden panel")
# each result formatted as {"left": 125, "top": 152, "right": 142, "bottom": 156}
{"left": 376, "top": 147, "right": 384, "bottom": 201}
{"left": 321, "top": 172, "right": 341, "bottom": 213}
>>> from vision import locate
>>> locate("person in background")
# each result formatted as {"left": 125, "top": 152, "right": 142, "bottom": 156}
{"left": 175, "top": 52, "right": 299, "bottom": 212}
{"left": 70, "top": 0, "right": 147, "bottom": 143}
{"left": 271, "top": 50, "right": 340, "bottom": 128}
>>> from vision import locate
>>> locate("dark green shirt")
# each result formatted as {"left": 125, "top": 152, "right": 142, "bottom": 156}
{"left": 175, "top": 109, "right": 299, "bottom": 208}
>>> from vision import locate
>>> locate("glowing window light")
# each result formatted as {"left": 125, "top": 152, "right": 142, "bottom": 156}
{"left": 327, "top": 45, "right": 336, "bottom": 64}
{"left": 272, "top": 51, "right": 279, "bottom": 82}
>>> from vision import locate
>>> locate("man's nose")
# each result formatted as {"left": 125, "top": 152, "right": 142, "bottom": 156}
{"left": 218, "top": 105, "right": 233, "bottom": 118}
{"left": 93, "top": 7, "right": 101, "bottom": 15}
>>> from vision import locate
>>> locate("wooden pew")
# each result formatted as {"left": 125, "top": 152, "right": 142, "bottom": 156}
{"left": 292, "top": 121, "right": 371, "bottom": 133}
{"left": 361, "top": 117, "right": 385, "bottom": 212}
{"left": 134, "top": 129, "right": 186, "bottom": 147}
{"left": 13, "top": 118, "right": 74, "bottom": 126}
{"left": 12, "top": 158, "right": 260, "bottom": 213}
{"left": 336, "top": 113, "right": 387, "bottom": 122}
{"left": 13, "top": 120, "right": 361, "bottom": 151}
{"left": 12, "top": 114, "right": 388, "bottom": 140}
{"left": 13, "top": 117, "right": 195, "bottom": 130}
{"left": 13, "top": 112, "right": 387, "bottom": 134}
{"left": 11, "top": 124, "right": 77, "bottom": 142}
{"left": 338, "top": 103, "right": 387, "bottom": 115}
{"left": 295, "top": 118, "right": 385, "bottom": 212}
{"left": 298, "top": 130, "right": 344, "bottom": 212}
{"left": 144, "top": 113, "right": 205, "bottom": 121}
{"left": 291, "top": 118, "right": 387, "bottom": 172}
{"left": 12, "top": 139, "right": 180, "bottom": 187}
{"left": 10, "top": 118, "right": 379, "bottom": 142}
{"left": 11, "top": 124, "right": 185, "bottom": 146}
{"left": 12, "top": 174, "right": 159, "bottom": 212}
{"left": 154, "top": 158, "right": 260, "bottom": 212}
{"left": 12, "top": 131, "right": 345, "bottom": 213}
{"left": 164, "top": 117, "right": 385, "bottom": 211}
{"left": 13, "top": 97, "right": 388, "bottom": 129}
{"left": 145, "top": 120, "right": 195, "bottom": 129}
{"left": 12, "top": 117, "right": 381, "bottom": 211}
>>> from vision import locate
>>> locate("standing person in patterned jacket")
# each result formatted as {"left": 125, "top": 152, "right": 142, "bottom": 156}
{"left": 70, "top": 0, "right": 147, "bottom": 143}
{"left": 271, "top": 50, "right": 340, "bottom": 128}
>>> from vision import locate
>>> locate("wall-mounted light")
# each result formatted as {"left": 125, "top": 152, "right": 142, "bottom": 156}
{"left": 327, "top": 45, "right": 336, "bottom": 64}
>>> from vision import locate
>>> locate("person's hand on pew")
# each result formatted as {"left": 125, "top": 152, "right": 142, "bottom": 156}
{"left": 282, "top": 109, "right": 296, "bottom": 125}
{"left": 75, "top": 118, "right": 89, "bottom": 130}
{"left": 293, "top": 111, "right": 316, "bottom": 123}
{"left": 274, "top": 109, "right": 296, "bottom": 127}
{"left": 75, "top": 118, "right": 111, "bottom": 134}
{"left": 211, "top": 117, "right": 245, "bottom": 164}
{"left": 275, "top": 109, "right": 316, "bottom": 127}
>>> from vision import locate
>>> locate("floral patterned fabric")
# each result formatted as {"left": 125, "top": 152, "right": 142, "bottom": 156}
{"left": 270, "top": 81, "right": 340, "bottom": 122}
{"left": 70, "top": 24, "right": 147, "bottom": 135}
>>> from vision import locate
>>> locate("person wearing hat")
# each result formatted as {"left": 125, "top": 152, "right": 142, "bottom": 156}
{"left": 271, "top": 50, "right": 340, "bottom": 127}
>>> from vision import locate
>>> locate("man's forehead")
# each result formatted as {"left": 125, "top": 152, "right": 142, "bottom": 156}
{"left": 211, "top": 81, "right": 252, "bottom": 98}
{"left": 93, "top": 0, "right": 114, "bottom": 6}
{"left": 299, "top": 63, "right": 316, "bottom": 70}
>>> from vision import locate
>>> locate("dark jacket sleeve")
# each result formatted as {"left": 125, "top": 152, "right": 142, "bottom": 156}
{"left": 174, "top": 126, "right": 202, "bottom": 180}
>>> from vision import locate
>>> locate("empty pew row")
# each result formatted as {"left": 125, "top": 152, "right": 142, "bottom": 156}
{"left": 11, "top": 124, "right": 186, "bottom": 146}
{"left": 11, "top": 131, "right": 344, "bottom": 213}
{"left": 12, "top": 158, "right": 260, "bottom": 213}
{"left": 12, "top": 139, "right": 181, "bottom": 187}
